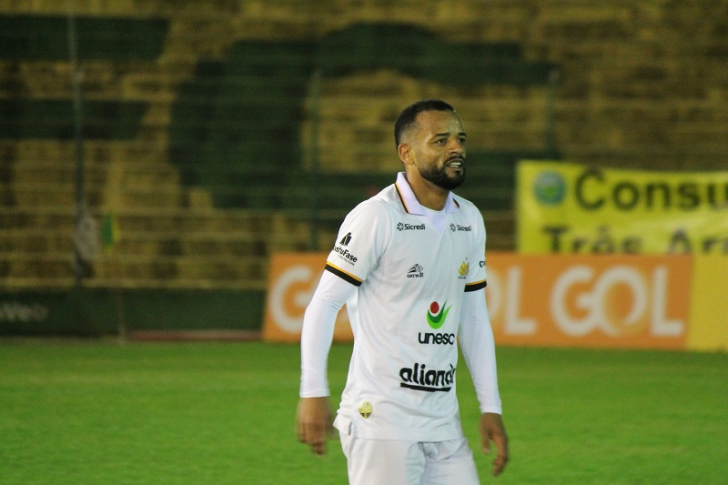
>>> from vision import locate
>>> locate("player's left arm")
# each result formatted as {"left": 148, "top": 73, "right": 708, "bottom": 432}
{"left": 459, "top": 209, "right": 508, "bottom": 476}
{"left": 459, "top": 288, "right": 509, "bottom": 476}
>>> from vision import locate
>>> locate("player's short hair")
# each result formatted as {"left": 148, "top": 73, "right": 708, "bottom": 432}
{"left": 394, "top": 99, "right": 456, "bottom": 147}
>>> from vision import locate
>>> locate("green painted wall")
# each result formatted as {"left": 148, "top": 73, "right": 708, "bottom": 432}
{"left": 0, "top": 289, "right": 264, "bottom": 336}
{"left": 169, "top": 22, "right": 556, "bottom": 211}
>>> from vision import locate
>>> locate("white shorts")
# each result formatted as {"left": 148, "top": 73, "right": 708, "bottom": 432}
{"left": 339, "top": 430, "right": 479, "bottom": 485}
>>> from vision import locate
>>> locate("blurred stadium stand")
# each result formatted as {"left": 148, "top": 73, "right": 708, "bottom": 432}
{"left": 1, "top": 1, "right": 727, "bottom": 296}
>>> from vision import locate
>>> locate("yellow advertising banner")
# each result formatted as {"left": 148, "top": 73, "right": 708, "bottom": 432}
{"left": 517, "top": 161, "right": 728, "bottom": 254}
{"left": 687, "top": 256, "right": 728, "bottom": 352}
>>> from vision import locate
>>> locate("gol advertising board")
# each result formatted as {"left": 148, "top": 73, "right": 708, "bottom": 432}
{"left": 262, "top": 253, "right": 352, "bottom": 343}
{"left": 485, "top": 253, "right": 691, "bottom": 349}
{"left": 263, "top": 252, "right": 700, "bottom": 350}
{"left": 517, "top": 161, "right": 728, "bottom": 254}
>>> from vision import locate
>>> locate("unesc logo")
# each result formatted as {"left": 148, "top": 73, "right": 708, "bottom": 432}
{"left": 419, "top": 301, "right": 455, "bottom": 345}
{"left": 426, "top": 301, "right": 451, "bottom": 329}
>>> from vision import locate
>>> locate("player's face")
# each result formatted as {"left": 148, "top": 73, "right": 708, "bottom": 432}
{"left": 404, "top": 110, "right": 467, "bottom": 191}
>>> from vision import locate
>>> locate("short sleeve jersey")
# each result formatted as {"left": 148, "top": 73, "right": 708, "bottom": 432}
{"left": 326, "top": 172, "right": 487, "bottom": 441}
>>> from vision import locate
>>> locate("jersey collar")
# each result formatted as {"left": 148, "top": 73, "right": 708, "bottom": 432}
{"left": 394, "top": 172, "right": 460, "bottom": 215}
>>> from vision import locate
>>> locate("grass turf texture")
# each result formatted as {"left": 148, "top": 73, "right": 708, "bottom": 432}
{"left": 1, "top": 342, "right": 726, "bottom": 484}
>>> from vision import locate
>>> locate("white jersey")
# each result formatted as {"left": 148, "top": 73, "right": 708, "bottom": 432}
{"left": 325, "top": 173, "right": 489, "bottom": 441}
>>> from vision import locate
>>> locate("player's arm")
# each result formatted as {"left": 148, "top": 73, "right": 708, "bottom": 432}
{"left": 459, "top": 287, "right": 509, "bottom": 477}
{"left": 298, "top": 200, "right": 389, "bottom": 454}
{"left": 297, "top": 271, "right": 356, "bottom": 455}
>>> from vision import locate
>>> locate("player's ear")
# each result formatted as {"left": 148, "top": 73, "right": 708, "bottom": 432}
{"left": 398, "top": 143, "right": 413, "bottom": 166}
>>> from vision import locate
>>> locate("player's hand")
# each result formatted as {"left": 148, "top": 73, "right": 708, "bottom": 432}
{"left": 296, "top": 397, "right": 335, "bottom": 455}
{"left": 480, "top": 412, "right": 509, "bottom": 477}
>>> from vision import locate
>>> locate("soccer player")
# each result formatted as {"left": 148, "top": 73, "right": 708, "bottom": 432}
{"left": 297, "top": 99, "right": 508, "bottom": 484}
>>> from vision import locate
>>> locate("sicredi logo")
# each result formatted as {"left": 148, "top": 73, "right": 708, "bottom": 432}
{"left": 397, "top": 222, "right": 426, "bottom": 231}
{"left": 534, "top": 171, "right": 566, "bottom": 206}
{"left": 450, "top": 224, "right": 472, "bottom": 232}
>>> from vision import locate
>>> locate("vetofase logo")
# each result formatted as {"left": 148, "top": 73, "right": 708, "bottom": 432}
{"left": 333, "top": 231, "right": 358, "bottom": 264}
{"left": 333, "top": 245, "right": 358, "bottom": 264}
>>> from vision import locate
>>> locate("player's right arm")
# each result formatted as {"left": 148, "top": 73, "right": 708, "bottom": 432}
{"left": 297, "top": 271, "right": 356, "bottom": 455}
{"left": 298, "top": 199, "right": 390, "bottom": 454}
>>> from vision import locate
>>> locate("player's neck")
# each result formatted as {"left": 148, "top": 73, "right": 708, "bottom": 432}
{"left": 405, "top": 173, "right": 448, "bottom": 211}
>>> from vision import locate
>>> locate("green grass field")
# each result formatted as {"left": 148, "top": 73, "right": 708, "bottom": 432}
{"left": 1, "top": 341, "right": 726, "bottom": 484}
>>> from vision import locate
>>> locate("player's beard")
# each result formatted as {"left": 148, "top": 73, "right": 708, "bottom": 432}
{"left": 419, "top": 159, "right": 466, "bottom": 191}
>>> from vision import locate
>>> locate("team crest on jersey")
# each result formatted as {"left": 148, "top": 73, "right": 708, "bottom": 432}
{"left": 426, "top": 301, "right": 451, "bottom": 329}
{"left": 458, "top": 260, "right": 470, "bottom": 279}
{"left": 407, "top": 264, "right": 424, "bottom": 278}
{"left": 359, "top": 401, "right": 373, "bottom": 418}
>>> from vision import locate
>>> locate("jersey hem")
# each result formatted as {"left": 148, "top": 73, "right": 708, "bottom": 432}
{"left": 334, "top": 415, "right": 465, "bottom": 442}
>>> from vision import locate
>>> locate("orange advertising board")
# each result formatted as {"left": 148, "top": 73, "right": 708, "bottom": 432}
{"left": 263, "top": 252, "right": 695, "bottom": 350}
{"left": 262, "top": 253, "right": 352, "bottom": 343}
{"left": 486, "top": 253, "right": 692, "bottom": 349}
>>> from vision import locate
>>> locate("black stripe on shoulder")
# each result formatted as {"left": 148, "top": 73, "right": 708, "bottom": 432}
{"left": 395, "top": 183, "right": 410, "bottom": 213}
{"left": 325, "top": 263, "right": 363, "bottom": 287}
{"left": 464, "top": 280, "right": 487, "bottom": 292}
